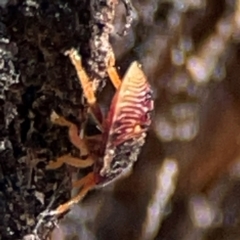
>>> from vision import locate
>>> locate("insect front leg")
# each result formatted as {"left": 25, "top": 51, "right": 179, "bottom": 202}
{"left": 66, "top": 48, "right": 103, "bottom": 130}
{"left": 65, "top": 49, "right": 97, "bottom": 106}
{"left": 107, "top": 49, "right": 122, "bottom": 90}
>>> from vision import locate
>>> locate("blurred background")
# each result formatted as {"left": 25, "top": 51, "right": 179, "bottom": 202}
{"left": 1, "top": 0, "right": 240, "bottom": 239}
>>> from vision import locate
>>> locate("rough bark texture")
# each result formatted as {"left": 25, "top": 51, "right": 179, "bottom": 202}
{"left": 1, "top": 0, "right": 240, "bottom": 240}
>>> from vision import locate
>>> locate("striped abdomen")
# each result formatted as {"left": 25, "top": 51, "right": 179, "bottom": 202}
{"left": 107, "top": 61, "right": 153, "bottom": 146}
{"left": 94, "top": 61, "right": 154, "bottom": 184}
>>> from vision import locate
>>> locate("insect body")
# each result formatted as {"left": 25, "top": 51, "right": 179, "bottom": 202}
{"left": 95, "top": 61, "right": 153, "bottom": 186}
{"left": 47, "top": 49, "right": 153, "bottom": 215}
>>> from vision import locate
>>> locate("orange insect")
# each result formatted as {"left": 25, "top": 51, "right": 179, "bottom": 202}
{"left": 46, "top": 49, "right": 154, "bottom": 216}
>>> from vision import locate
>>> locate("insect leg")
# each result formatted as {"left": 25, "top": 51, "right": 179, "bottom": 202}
{"left": 46, "top": 154, "right": 94, "bottom": 169}
{"left": 48, "top": 173, "right": 95, "bottom": 215}
{"left": 65, "top": 48, "right": 103, "bottom": 130}
{"left": 88, "top": 107, "right": 104, "bottom": 132}
{"left": 66, "top": 49, "right": 96, "bottom": 106}
{"left": 51, "top": 111, "right": 89, "bottom": 156}
{"left": 107, "top": 50, "right": 122, "bottom": 90}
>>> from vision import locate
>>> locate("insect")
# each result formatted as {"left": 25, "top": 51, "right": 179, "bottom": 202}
{"left": 46, "top": 48, "right": 154, "bottom": 216}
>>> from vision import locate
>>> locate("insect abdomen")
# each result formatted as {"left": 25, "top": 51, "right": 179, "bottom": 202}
{"left": 109, "top": 61, "right": 153, "bottom": 146}
{"left": 94, "top": 61, "right": 154, "bottom": 186}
